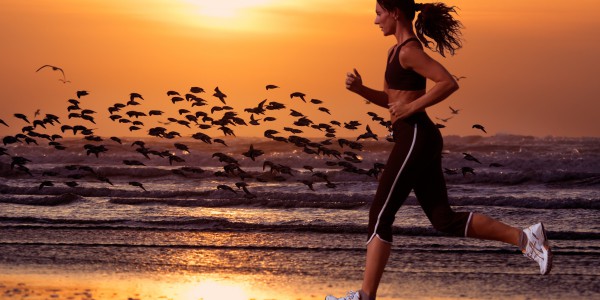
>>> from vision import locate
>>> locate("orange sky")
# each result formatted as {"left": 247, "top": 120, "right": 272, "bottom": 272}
{"left": 1, "top": 0, "right": 599, "bottom": 139}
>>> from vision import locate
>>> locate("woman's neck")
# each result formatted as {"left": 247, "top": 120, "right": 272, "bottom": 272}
{"left": 394, "top": 25, "right": 416, "bottom": 44}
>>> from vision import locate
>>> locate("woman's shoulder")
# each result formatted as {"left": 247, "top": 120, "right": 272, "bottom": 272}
{"left": 398, "top": 41, "right": 427, "bottom": 68}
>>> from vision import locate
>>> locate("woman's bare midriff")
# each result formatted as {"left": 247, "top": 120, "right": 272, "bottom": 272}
{"left": 386, "top": 88, "right": 426, "bottom": 124}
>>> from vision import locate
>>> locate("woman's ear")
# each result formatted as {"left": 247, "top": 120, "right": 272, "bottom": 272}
{"left": 392, "top": 8, "right": 401, "bottom": 21}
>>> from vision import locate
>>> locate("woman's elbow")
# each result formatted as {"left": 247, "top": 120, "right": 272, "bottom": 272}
{"left": 449, "top": 80, "right": 459, "bottom": 93}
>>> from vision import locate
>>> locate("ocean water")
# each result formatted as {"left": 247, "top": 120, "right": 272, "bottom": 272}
{"left": 1, "top": 131, "right": 599, "bottom": 298}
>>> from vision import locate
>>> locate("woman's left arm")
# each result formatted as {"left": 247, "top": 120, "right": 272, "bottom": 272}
{"left": 390, "top": 46, "right": 459, "bottom": 119}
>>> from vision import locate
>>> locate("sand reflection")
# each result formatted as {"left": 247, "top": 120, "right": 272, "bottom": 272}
{"left": 177, "top": 278, "right": 250, "bottom": 300}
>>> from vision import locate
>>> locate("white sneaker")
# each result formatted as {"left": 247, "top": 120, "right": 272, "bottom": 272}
{"left": 523, "top": 222, "right": 553, "bottom": 275}
{"left": 325, "top": 290, "right": 361, "bottom": 300}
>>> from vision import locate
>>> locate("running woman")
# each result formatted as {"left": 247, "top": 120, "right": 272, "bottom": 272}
{"left": 326, "top": 1, "right": 552, "bottom": 300}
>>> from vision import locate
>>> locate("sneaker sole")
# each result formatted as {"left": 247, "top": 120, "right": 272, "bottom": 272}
{"left": 540, "top": 222, "right": 553, "bottom": 275}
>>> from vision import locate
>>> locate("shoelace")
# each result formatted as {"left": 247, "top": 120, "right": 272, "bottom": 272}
{"left": 343, "top": 291, "right": 359, "bottom": 300}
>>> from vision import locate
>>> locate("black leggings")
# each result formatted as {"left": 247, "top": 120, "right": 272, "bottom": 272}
{"left": 367, "top": 112, "right": 472, "bottom": 244}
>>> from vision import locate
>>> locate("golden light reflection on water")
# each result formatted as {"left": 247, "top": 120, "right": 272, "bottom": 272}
{"left": 0, "top": 271, "right": 285, "bottom": 300}
{"left": 179, "top": 278, "right": 250, "bottom": 300}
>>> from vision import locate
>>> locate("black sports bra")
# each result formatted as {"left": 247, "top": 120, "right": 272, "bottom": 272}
{"left": 385, "top": 38, "right": 426, "bottom": 91}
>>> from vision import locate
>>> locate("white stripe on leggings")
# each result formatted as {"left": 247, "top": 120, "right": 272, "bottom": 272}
{"left": 464, "top": 212, "right": 474, "bottom": 237}
{"left": 367, "top": 124, "right": 418, "bottom": 245}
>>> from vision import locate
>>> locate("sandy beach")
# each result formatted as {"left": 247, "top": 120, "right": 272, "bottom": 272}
{"left": 2, "top": 135, "right": 600, "bottom": 300}
{"left": 2, "top": 239, "right": 599, "bottom": 300}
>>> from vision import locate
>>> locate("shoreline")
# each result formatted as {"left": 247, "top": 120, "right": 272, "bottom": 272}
{"left": 3, "top": 254, "right": 599, "bottom": 300}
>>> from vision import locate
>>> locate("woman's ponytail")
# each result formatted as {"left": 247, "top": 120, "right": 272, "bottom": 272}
{"left": 414, "top": 2, "right": 463, "bottom": 57}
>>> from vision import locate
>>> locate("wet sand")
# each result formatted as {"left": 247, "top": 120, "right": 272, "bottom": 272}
{"left": 3, "top": 260, "right": 598, "bottom": 300}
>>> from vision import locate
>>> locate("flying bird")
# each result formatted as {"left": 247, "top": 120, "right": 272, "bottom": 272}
{"left": 213, "top": 138, "right": 227, "bottom": 146}
{"left": 39, "top": 181, "right": 54, "bottom": 190}
{"left": 65, "top": 181, "right": 79, "bottom": 188}
{"left": 290, "top": 92, "right": 306, "bottom": 102}
{"left": 449, "top": 106, "right": 461, "bottom": 114}
{"left": 213, "top": 87, "right": 227, "bottom": 104}
{"left": 108, "top": 137, "right": 122, "bottom": 144}
{"left": 13, "top": 113, "right": 30, "bottom": 124}
{"left": 318, "top": 107, "right": 331, "bottom": 115}
{"left": 76, "top": 90, "right": 89, "bottom": 99}
{"left": 242, "top": 144, "right": 264, "bottom": 161}
{"left": 129, "top": 181, "right": 147, "bottom": 191}
{"left": 436, "top": 116, "right": 453, "bottom": 123}
{"left": 357, "top": 125, "right": 378, "bottom": 141}
{"left": 265, "top": 84, "right": 279, "bottom": 90}
{"left": 217, "top": 184, "right": 237, "bottom": 194}
{"left": 130, "top": 93, "right": 144, "bottom": 102}
{"left": 452, "top": 74, "right": 467, "bottom": 81}
{"left": 190, "top": 86, "right": 205, "bottom": 93}
{"left": 472, "top": 124, "right": 487, "bottom": 133}
{"left": 36, "top": 64, "right": 67, "bottom": 82}
{"left": 298, "top": 179, "right": 315, "bottom": 191}
{"left": 461, "top": 166, "right": 475, "bottom": 177}
{"left": 462, "top": 153, "right": 482, "bottom": 164}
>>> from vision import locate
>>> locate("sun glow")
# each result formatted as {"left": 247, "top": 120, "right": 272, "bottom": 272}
{"left": 184, "top": 0, "right": 273, "bottom": 18}
{"left": 181, "top": 279, "right": 250, "bottom": 300}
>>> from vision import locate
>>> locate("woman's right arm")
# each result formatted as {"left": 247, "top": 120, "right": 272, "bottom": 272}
{"left": 346, "top": 69, "right": 388, "bottom": 108}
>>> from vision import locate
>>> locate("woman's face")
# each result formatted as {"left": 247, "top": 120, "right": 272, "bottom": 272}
{"left": 374, "top": 3, "right": 396, "bottom": 36}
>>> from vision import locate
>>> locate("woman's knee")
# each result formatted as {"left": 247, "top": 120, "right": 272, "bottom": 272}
{"left": 430, "top": 212, "right": 471, "bottom": 236}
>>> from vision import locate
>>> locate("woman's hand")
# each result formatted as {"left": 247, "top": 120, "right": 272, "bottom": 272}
{"left": 345, "top": 68, "right": 363, "bottom": 93}
{"left": 388, "top": 101, "right": 415, "bottom": 120}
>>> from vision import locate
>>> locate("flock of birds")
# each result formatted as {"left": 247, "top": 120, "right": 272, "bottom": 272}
{"left": 0, "top": 65, "right": 499, "bottom": 197}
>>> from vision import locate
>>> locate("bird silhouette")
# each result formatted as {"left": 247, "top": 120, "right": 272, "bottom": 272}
{"left": 217, "top": 184, "right": 237, "bottom": 194}
{"left": 462, "top": 153, "right": 482, "bottom": 164}
{"left": 65, "top": 181, "right": 79, "bottom": 188}
{"left": 190, "top": 86, "right": 205, "bottom": 93}
{"left": 357, "top": 125, "right": 378, "bottom": 141}
{"left": 36, "top": 64, "right": 67, "bottom": 82}
{"left": 249, "top": 114, "right": 261, "bottom": 125}
{"left": 130, "top": 93, "right": 144, "bottom": 102}
{"left": 174, "top": 143, "right": 190, "bottom": 153}
{"left": 129, "top": 181, "right": 147, "bottom": 191}
{"left": 443, "top": 168, "right": 459, "bottom": 175}
{"left": 472, "top": 124, "right": 487, "bottom": 133}
{"left": 213, "top": 87, "right": 227, "bottom": 104}
{"left": 290, "top": 92, "right": 306, "bottom": 102}
{"left": 39, "top": 181, "right": 54, "bottom": 190}
{"left": 298, "top": 179, "right": 315, "bottom": 191}
{"left": 123, "top": 160, "right": 145, "bottom": 166}
{"left": 461, "top": 166, "right": 475, "bottom": 176}
{"left": 213, "top": 139, "right": 227, "bottom": 146}
{"left": 0, "top": 119, "right": 8, "bottom": 127}
{"left": 436, "top": 116, "right": 453, "bottom": 123}
{"left": 13, "top": 113, "right": 30, "bottom": 124}
{"left": 265, "top": 84, "right": 279, "bottom": 90}
{"left": 318, "top": 107, "right": 331, "bottom": 115}
{"left": 3, "top": 136, "right": 21, "bottom": 146}
{"left": 449, "top": 106, "right": 461, "bottom": 114}
{"left": 452, "top": 74, "right": 466, "bottom": 81}
{"left": 171, "top": 96, "right": 184, "bottom": 104}
{"left": 76, "top": 90, "right": 89, "bottom": 99}
{"left": 242, "top": 144, "right": 264, "bottom": 161}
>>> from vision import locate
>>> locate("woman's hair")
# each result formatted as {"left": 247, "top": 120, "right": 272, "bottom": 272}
{"left": 377, "top": 0, "right": 463, "bottom": 57}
